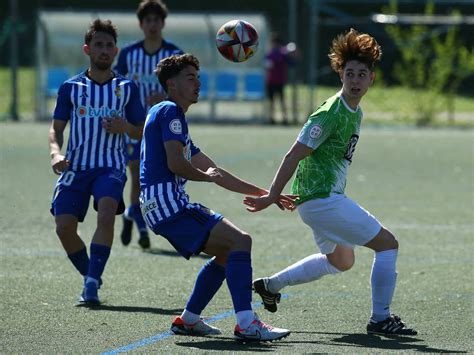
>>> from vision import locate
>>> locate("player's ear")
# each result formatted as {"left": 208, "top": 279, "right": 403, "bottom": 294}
{"left": 370, "top": 71, "right": 376, "bottom": 84}
{"left": 166, "top": 78, "right": 175, "bottom": 91}
{"left": 83, "top": 44, "right": 90, "bottom": 55}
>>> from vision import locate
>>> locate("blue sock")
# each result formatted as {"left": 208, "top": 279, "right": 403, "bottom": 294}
{"left": 131, "top": 203, "right": 147, "bottom": 232}
{"left": 67, "top": 247, "right": 89, "bottom": 277}
{"left": 87, "top": 243, "right": 111, "bottom": 282}
{"left": 371, "top": 249, "right": 398, "bottom": 321}
{"left": 185, "top": 258, "right": 226, "bottom": 315}
{"left": 226, "top": 251, "right": 252, "bottom": 312}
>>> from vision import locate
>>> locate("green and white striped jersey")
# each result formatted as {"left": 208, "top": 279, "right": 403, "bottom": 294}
{"left": 291, "top": 92, "right": 362, "bottom": 204}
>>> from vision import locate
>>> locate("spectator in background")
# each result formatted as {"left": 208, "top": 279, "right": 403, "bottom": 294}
{"left": 114, "top": 0, "right": 183, "bottom": 250}
{"left": 265, "top": 31, "right": 298, "bottom": 125}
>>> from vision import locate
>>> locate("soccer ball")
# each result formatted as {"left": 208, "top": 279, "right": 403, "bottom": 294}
{"left": 216, "top": 20, "right": 259, "bottom": 63}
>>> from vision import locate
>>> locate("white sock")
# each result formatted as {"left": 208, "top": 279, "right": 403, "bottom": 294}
{"left": 371, "top": 249, "right": 398, "bottom": 322}
{"left": 267, "top": 253, "right": 341, "bottom": 293}
{"left": 236, "top": 310, "right": 255, "bottom": 329}
{"left": 180, "top": 309, "right": 200, "bottom": 325}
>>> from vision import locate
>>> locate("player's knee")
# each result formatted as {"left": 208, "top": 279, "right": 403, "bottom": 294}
{"left": 97, "top": 210, "right": 116, "bottom": 229}
{"left": 55, "top": 221, "right": 74, "bottom": 240}
{"left": 330, "top": 256, "right": 354, "bottom": 272}
{"left": 231, "top": 232, "right": 252, "bottom": 252}
{"left": 381, "top": 229, "right": 399, "bottom": 250}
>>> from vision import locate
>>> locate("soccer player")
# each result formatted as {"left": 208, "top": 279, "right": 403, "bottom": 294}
{"left": 114, "top": 0, "right": 183, "bottom": 249}
{"left": 140, "top": 53, "right": 292, "bottom": 342}
{"left": 244, "top": 28, "right": 418, "bottom": 336}
{"left": 49, "top": 19, "right": 145, "bottom": 305}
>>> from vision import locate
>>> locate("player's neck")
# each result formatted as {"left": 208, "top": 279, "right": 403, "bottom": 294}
{"left": 340, "top": 92, "right": 361, "bottom": 111}
{"left": 143, "top": 37, "right": 163, "bottom": 54}
{"left": 169, "top": 95, "right": 191, "bottom": 113}
{"left": 87, "top": 68, "right": 113, "bottom": 84}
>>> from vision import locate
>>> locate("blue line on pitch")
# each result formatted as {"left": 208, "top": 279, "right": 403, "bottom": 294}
{"left": 102, "top": 294, "right": 290, "bottom": 354}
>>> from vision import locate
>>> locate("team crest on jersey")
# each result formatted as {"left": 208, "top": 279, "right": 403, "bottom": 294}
{"left": 344, "top": 134, "right": 359, "bottom": 163}
{"left": 169, "top": 119, "right": 182, "bottom": 134}
{"left": 309, "top": 124, "right": 323, "bottom": 139}
{"left": 114, "top": 86, "right": 122, "bottom": 98}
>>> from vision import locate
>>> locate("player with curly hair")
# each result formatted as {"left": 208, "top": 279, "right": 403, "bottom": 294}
{"left": 244, "top": 28, "right": 418, "bottom": 336}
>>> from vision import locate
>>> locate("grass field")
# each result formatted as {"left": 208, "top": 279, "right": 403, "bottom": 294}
{"left": 1, "top": 122, "right": 473, "bottom": 353}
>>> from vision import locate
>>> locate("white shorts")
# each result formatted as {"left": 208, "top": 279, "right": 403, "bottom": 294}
{"left": 297, "top": 193, "right": 382, "bottom": 254}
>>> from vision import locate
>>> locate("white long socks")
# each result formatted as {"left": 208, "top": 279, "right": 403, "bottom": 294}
{"left": 267, "top": 253, "right": 341, "bottom": 294}
{"left": 370, "top": 249, "right": 398, "bottom": 321}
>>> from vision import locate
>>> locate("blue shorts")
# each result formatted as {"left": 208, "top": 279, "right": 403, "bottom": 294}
{"left": 125, "top": 137, "right": 141, "bottom": 162}
{"left": 51, "top": 168, "right": 127, "bottom": 222}
{"left": 150, "top": 203, "right": 224, "bottom": 259}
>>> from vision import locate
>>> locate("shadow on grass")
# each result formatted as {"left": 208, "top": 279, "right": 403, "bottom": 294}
{"left": 292, "top": 331, "right": 466, "bottom": 353}
{"left": 143, "top": 247, "right": 209, "bottom": 259}
{"left": 77, "top": 303, "right": 182, "bottom": 316}
{"left": 174, "top": 336, "right": 292, "bottom": 352}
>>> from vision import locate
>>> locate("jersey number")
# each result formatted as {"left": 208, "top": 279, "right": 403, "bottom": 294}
{"left": 344, "top": 134, "right": 359, "bottom": 163}
{"left": 62, "top": 171, "right": 75, "bottom": 186}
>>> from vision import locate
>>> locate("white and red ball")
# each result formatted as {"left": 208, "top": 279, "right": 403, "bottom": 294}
{"left": 216, "top": 20, "right": 259, "bottom": 63}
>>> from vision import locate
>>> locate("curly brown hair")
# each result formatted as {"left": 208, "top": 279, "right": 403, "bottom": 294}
{"left": 156, "top": 54, "right": 200, "bottom": 92}
{"left": 328, "top": 28, "right": 382, "bottom": 73}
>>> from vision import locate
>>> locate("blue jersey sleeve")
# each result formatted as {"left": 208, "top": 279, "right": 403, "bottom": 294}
{"left": 159, "top": 105, "right": 186, "bottom": 145}
{"left": 125, "top": 82, "right": 146, "bottom": 125}
{"left": 53, "top": 82, "right": 72, "bottom": 121}
{"left": 114, "top": 48, "right": 128, "bottom": 75}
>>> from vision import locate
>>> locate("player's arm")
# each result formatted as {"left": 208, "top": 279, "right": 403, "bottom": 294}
{"left": 191, "top": 151, "right": 266, "bottom": 196}
{"left": 244, "top": 141, "right": 313, "bottom": 212}
{"left": 164, "top": 140, "right": 219, "bottom": 182}
{"left": 48, "top": 119, "right": 70, "bottom": 175}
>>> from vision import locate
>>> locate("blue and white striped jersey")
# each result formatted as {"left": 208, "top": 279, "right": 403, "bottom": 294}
{"left": 114, "top": 39, "right": 183, "bottom": 110}
{"left": 53, "top": 71, "right": 146, "bottom": 172}
{"left": 139, "top": 100, "right": 200, "bottom": 225}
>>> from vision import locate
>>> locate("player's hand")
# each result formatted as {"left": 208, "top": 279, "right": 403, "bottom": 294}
{"left": 51, "top": 154, "right": 70, "bottom": 175}
{"left": 102, "top": 116, "right": 128, "bottom": 134}
{"left": 205, "top": 167, "right": 223, "bottom": 182}
{"left": 244, "top": 194, "right": 297, "bottom": 212}
{"left": 146, "top": 92, "right": 167, "bottom": 106}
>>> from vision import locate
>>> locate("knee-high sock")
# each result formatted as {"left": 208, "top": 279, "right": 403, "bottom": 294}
{"left": 268, "top": 253, "right": 341, "bottom": 294}
{"left": 184, "top": 258, "right": 226, "bottom": 319}
{"left": 371, "top": 249, "right": 398, "bottom": 321}
{"left": 67, "top": 247, "right": 89, "bottom": 277}
{"left": 226, "top": 251, "right": 253, "bottom": 312}
{"left": 87, "top": 243, "right": 111, "bottom": 284}
{"left": 131, "top": 204, "right": 147, "bottom": 232}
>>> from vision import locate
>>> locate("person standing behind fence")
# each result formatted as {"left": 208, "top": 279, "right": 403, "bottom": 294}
{"left": 48, "top": 19, "right": 145, "bottom": 305}
{"left": 114, "top": 0, "right": 183, "bottom": 250}
{"left": 265, "top": 31, "right": 298, "bottom": 125}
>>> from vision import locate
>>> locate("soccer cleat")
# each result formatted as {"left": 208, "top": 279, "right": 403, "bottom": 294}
{"left": 170, "top": 316, "right": 222, "bottom": 336}
{"left": 253, "top": 278, "right": 281, "bottom": 313}
{"left": 121, "top": 214, "right": 133, "bottom": 246}
{"left": 234, "top": 313, "right": 290, "bottom": 343}
{"left": 79, "top": 281, "right": 100, "bottom": 306}
{"left": 138, "top": 231, "right": 150, "bottom": 249}
{"left": 367, "top": 314, "right": 418, "bottom": 336}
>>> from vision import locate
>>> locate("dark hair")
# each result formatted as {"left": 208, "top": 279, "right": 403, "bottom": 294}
{"left": 328, "top": 28, "right": 382, "bottom": 72}
{"left": 156, "top": 54, "right": 200, "bottom": 92}
{"left": 84, "top": 19, "right": 118, "bottom": 45}
{"left": 137, "top": 0, "right": 168, "bottom": 22}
